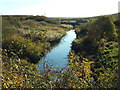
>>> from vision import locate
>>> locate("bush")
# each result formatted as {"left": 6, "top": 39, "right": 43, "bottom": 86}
{"left": 72, "top": 37, "right": 98, "bottom": 55}
{"left": 88, "top": 16, "right": 117, "bottom": 41}
{"left": 2, "top": 54, "right": 51, "bottom": 88}
{"left": 2, "top": 35, "right": 50, "bottom": 63}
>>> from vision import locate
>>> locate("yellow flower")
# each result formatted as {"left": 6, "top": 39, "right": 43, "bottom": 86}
{"left": 3, "top": 83, "right": 6, "bottom": 86}
{"left": 73, "top": 86, "right": 76, "bottom": 88}
{"left": 14, "top": 76, "right": 17, "bottom": 79}
{"left": 8, "top": 81, "right": 13, "bottom": 84}
{"left": 15, "top": 64, "right": 18, "bottom": 69}
{"left": 20, "top": 84, "right": 23, "bottom": 86}
{"left": 76, "top": 62, "right": 79, "bottom": 65}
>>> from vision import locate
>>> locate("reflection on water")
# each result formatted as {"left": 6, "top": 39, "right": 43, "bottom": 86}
{"left": 37, "top": 30, "right": 76, "bottom": 71}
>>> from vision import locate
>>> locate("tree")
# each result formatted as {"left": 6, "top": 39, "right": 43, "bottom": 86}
{"left": 88, "top": 16, "right": 117, "bottom": 41}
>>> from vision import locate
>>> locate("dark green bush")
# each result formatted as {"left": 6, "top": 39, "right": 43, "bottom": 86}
{"left": 72, "top": 37, "right": 98, "bottom": 55}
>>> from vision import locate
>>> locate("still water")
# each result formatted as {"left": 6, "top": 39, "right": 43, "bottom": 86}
{"left": 37, "top": 30, "right": 76, "bottom": 70}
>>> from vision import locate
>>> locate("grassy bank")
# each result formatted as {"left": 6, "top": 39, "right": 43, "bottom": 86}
{"left": 2, "top": 14, "right": 119, "bottom": 89}
{"left": 71, "top": 15, "right": 118, "bottom": 88}
{"left": 2, "top": 15, "right": 73, "bottom": 88}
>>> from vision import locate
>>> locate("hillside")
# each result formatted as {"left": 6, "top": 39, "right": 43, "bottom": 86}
{"left": 1, "top": 14, "right": 119, "bottom": 89}
{"left": 71, "top": 14, "right": 119, "bottom": 88}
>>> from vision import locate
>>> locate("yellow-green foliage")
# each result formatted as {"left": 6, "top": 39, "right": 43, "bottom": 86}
{"left": 2, "top": 15, "right": 72, "bottom": 88}
{"left": 2, "top": 50, "right": 94, "bottom": 88}
{"left": 2, "top": 34, "right": 50, "bottom": 63}
{"left": 65, "top": 51, "right": 93, "bottom": 88}
{"left": 2, "top": 16, "right": 68, "bottom": 63}
{"left": 72, "top": 15, "right": 119, "bottom": 88}
{"left": 2, "top": 53, "right": 51, "bottom": 88}
{"left": 91, "top": 41, "right": 118, "bottom": 88}
{"left": 2, "top": 15, "right": 118, "bottom": 89}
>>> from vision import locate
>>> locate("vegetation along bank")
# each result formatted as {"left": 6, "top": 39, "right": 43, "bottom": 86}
{"left": 2, "top": 13, "right": 119, "bottom": 88}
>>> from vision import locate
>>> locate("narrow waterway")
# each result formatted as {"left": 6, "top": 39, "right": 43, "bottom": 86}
{"left": 37, "top": 30, "right": 76, "bottom": 71}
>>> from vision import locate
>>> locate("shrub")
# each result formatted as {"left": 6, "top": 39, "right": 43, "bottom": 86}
{"left": 72, "top": 37, "right": 98, "bottom": 55}
{"left": 88, "top": 16, "right": 117, "bottom": 41}
{"left": 2, "top": 35, "right": 49, "bottom": 63}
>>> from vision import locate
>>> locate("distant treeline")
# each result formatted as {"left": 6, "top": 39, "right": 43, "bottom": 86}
{"left": 3, "top": 15, "right": 61, "bottom": 24}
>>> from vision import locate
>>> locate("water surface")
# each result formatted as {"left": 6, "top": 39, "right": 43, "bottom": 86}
{"left": 37, "top": 30, "right": 76, "bottom": 70}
